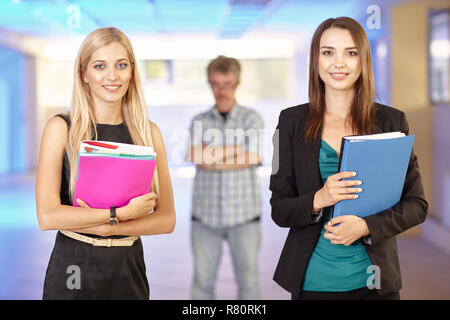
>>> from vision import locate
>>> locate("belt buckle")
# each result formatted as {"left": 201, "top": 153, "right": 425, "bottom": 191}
{"left": 92, "top": 237, "right": 111, "bottom": 247}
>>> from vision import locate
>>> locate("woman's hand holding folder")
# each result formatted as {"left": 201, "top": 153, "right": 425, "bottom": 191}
{"left": 313, "top": 171, "right": 362, "bottom": 212}
{"left": 71, "top": 192, "right": 157, "bottom": 236}
{"left": 312, "top": 171, "right": 370, "bottom": 246}
{"left": 323, "top": 215, "right": 370, "bottom": 246}
{"left": 76, "top": 192, "right": 157, "bottom": 221}
{"left": 116, "top": 192, "right": 158, "bottom": 221}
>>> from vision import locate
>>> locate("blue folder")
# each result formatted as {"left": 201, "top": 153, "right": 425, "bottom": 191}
{"left": 333, "top": 133, "right": 415, "bottom": 218}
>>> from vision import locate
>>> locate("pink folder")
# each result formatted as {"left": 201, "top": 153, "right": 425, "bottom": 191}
{"left": 73, "top": 155, "right": 156, "bottom": 209}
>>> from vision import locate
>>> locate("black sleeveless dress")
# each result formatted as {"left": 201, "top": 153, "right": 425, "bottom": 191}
{"left": 42, "top": 113, "right": 150, "bottom": 300}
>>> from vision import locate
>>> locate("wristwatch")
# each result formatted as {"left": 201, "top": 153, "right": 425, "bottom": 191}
{"left": 108, "top": 206, "right": 119, "bottom": 226}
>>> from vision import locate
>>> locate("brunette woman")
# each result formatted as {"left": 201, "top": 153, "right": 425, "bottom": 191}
{"left": 270, "top": 17, "right": 427, "bottom": 300}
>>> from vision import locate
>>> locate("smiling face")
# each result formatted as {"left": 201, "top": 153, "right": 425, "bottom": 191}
{"left": 318, "top": 27, "right": 361, "bottom": 93}
{"left": 83, "top": 41, "right": 132, "bottom": 106}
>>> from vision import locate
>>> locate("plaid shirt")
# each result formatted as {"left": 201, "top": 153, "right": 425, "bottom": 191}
{"left": 189, "top": 105, "right": 264, "bottom": 228}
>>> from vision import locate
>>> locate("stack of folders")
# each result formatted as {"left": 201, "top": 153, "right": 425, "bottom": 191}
{"left": 333, "top": 132, "right": 415, "bottom": 218}
{"left": 73, "top": 140, "right": 157, "bottom": 209}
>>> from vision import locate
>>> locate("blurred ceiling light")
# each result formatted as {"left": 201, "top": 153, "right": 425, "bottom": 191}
{"left": 132, "top": 37, "right": 295, "bottom": 60}
{"left": 430, "top": 40, "right": 450, "bottom": 60}
{"left": 42, "top": 37, "right": 294, "bottom": 60}
{"left": 43, "top": 39, "right": 81, "bottom": 60}
{"left": 376, "top": 42, "right": 388, "bottom": 59}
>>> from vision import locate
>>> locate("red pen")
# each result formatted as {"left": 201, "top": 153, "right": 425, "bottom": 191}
{"left": 83, "top": 141, "right": 119, "bottom": 149}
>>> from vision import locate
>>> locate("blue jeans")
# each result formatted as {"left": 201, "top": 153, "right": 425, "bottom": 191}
{"left": 191, "top": 219, "right": 261, "bottom": 300}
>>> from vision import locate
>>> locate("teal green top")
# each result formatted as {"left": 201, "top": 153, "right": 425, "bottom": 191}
{"left": 302, "top": 139, "right": 373, "bottom": 292}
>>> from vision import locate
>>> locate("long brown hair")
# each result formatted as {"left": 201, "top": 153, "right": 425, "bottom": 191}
{"left": 67, "top": 27, "right": 159, "bottom": 202}
{"left": 305, "top": 17, "right": 377, "bottom": 141}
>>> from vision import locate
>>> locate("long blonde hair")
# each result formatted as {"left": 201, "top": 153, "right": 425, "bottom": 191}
{"left": 67, "top": 27, "right": 159, "bottom": 203}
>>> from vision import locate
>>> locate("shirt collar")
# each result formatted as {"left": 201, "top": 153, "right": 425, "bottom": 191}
{"left": 211, "top": 104, "right": 238, "bottom": 121}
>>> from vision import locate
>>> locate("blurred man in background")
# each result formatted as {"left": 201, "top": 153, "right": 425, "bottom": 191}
{"left": 187, "top": 55, "right": 264, "bottom": 299}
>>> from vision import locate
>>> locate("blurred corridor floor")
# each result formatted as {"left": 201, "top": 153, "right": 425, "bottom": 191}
{"left": 0, "top": 171, "right": 449, "bottom": 300}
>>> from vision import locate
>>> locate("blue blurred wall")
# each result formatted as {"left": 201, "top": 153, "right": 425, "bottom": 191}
{"left": 0, "top": 45, "right": 27, "bottom": 174}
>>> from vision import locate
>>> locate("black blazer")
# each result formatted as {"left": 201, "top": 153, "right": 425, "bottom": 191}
{"left": 269, "top": 103, "right": 428, "bottom": 296}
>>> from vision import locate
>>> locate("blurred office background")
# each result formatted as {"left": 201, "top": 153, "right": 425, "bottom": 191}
{"left": 0, "top": 0, "right": 449, "bottom": 299}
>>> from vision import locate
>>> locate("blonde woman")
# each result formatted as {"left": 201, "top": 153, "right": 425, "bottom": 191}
{"left": 36, "top": 27, "right": 175, "bottom": 299}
